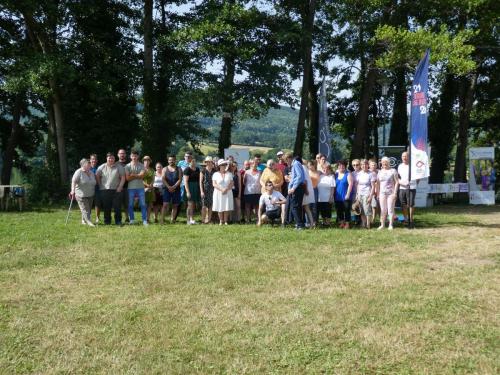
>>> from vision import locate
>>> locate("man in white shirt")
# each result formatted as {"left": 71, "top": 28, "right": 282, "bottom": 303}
{"left": 397, "top": 151, "right": 417, "bottom": 229}
{"left": 257, "top": 180, "right": 286, "bottom": 227}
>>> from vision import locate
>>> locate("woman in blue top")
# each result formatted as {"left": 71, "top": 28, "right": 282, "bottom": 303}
{"left": 334, "top": 160, "right": 354, "bottom": 229}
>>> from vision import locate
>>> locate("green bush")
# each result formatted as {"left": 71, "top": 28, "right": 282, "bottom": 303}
{"left": 26, "top": 165, "right": 67, "bottom": 205}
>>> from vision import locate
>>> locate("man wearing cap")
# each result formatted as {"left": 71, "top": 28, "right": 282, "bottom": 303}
{"left": 95, "top": 152, "right": 126, "bottom": 225}
{"left": 276, "top": 151, "right": 286, "bottom": 173}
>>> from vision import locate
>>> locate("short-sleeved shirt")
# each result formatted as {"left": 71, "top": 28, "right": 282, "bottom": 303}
{"left": 183, "top": 167, "right": 200, "bottom": 183}
{"left": 397, "top": 163, "right": 417, "bottom": 189}
{"left": 259, "top": 190, "right": 285, "bottom": 211}
{"left": 118, "top": 161, "right": 128, "bottom": 188}
{"left": 125, "top": 162, "right": 146, "bottom": 189}
{"left": 317, "top": 174, "right": 335, "bottom": 202}
{"left": 96, "top": 163, "right": 125, "bottom": 190}
{"left": 72, "top": 168, "right": 96, "bottom": 198}
{"left": 377, "top": 168, "right": 398, "bottom": 195}
{"left": 356, "top": 170, "right": 376, "bottom": 196}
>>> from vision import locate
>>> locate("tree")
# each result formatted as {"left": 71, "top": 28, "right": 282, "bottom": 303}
{"left": 174, "top": 0, "right": 294, "bottom": 157}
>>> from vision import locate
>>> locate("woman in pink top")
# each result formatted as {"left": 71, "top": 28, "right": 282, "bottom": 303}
{"left": 376, "top": 157, "right": 399, "bottom": 230}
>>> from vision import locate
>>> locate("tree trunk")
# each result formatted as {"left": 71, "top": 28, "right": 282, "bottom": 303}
{"left": 389, "top": 67, "right": 408, "bottom": 146}
{"left": 142, "top": 0, "right": 156, "bottom": 157}
{"left": 46, "top": 99, "right": 59, "bottom": 170}
{"left": 350, "top": 64, "right": 378, "bottom": 160}
{"left": 143, "top": 0, "right": 153, "bottom": 127}
{"left": 157, "top": 0, "right": 168, "bottom": 109}
{"left": 293, "top": 0, "right": 316, "bottom": 157}
{"left": 453, "top": 73, "right": 477, "bottom": 183}
{"left": 218, "top": 56, "right": 236, "bottom": 157}
{"left": 48, "top": 82, "right": 68, "bottom": 183}
{"left": 307, "top": 65, "right": 319, "bottom": 159}
{"left": 22, "top": 10, "right": 68, "bottom": 183}
{"left": 372, "top": 101, "right": 379, "bottom": 162}
{"left": 1, "top": 95, "right": 23, "bottom": 185}
{"left": 429, "top": 74, "right": 457, "bottom": 183}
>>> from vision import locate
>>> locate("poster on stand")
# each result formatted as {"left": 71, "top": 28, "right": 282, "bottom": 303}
{"left": 469, "top": 147, "right": 495, "bottom": 205}
{"left": 224, "top": 147, "right": 250, "bottom": 167}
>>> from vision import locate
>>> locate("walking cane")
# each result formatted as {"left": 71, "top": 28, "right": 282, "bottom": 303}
{"left": 65, "top": 194, "right": 75, "bottom": 225}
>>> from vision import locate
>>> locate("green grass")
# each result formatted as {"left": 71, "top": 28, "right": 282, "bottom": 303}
{"left": 1, "top": 206, "right": 499, "bottom": 374}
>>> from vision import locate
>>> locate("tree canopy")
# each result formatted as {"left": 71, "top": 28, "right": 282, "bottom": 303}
{"left": 0, "top": 0, "right": 497, "bottom": 195}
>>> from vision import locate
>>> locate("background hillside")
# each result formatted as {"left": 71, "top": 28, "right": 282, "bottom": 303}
{"left": 199, "top": 106, "right": 298, "bottom": 150}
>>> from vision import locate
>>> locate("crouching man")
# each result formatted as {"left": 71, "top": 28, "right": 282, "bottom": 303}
{"left": 257, "top": 180, "right": 287, "bottom": 227}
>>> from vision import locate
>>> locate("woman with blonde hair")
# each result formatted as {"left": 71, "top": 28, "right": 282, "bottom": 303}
{"left": 376, "top": 156, "right": 399, "bottom": 230}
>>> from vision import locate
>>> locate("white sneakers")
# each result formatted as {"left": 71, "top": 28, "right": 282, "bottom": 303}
{"left": 377, "top": 224, "right": 394, "bottom": 230}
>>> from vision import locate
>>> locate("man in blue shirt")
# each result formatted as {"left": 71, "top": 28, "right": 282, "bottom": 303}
{"left": 253, "top": 154, "right": 266, "bottom": 172}
{"left": 287, "top": 155, "right": 305, "bottom": 230}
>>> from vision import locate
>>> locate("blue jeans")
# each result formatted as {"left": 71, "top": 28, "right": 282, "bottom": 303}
{"left": 128, "top": 188, "right": 147, "bottom": 222}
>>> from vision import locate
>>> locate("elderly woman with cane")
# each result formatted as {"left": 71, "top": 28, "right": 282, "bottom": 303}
{"left": 70, "top": 158, "right": 96, "bottom": 226}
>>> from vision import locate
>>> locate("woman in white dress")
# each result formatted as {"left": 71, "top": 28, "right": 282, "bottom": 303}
{"left": 212, "top": 159, "right": 234, "bottom": 225}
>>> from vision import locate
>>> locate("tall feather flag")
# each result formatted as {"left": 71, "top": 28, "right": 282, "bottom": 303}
{"left": 318, "top": 77, "right": 332, "bottom": 161}
{"left": 410, "top": 49, "right": 431, "bottom": 180}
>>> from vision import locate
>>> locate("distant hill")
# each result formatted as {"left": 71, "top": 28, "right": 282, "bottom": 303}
{"left": 199, "top": 106, "right": 299, "bottom": 149}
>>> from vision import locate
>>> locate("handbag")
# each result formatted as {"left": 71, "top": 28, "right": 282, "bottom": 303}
{"left": 351, "top": 198, "right": 361, "bottom": 216}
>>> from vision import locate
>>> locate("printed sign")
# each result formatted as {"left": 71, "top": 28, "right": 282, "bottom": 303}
{"left": 468, "top": 147, "right": 495, "bottom": 205}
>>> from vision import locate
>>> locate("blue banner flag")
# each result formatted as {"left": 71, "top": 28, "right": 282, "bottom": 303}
{"left": 318, "top": 77, "right": 331, "bottom": 161}
{"left": 410, "top": 49, "right": 431, "bottom": 180}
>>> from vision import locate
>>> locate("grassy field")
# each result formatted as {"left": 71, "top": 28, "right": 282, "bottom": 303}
{"left": 1, "top": 205, "right": 499, "bottom": 374}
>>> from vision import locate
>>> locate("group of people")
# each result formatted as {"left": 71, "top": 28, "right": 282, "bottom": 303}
{"left": 70, "top": 148, "right": 417, "bottom": 230}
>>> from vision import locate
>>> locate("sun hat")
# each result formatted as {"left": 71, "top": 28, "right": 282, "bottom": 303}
{"left": 217, "top": 159, "right": 228, "bottom": 166}
{"left": 276, "top": 151, "right": 284, "bottom": 156}
{"left": 204, "top": 156, "right": 213, "bottom": 163}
